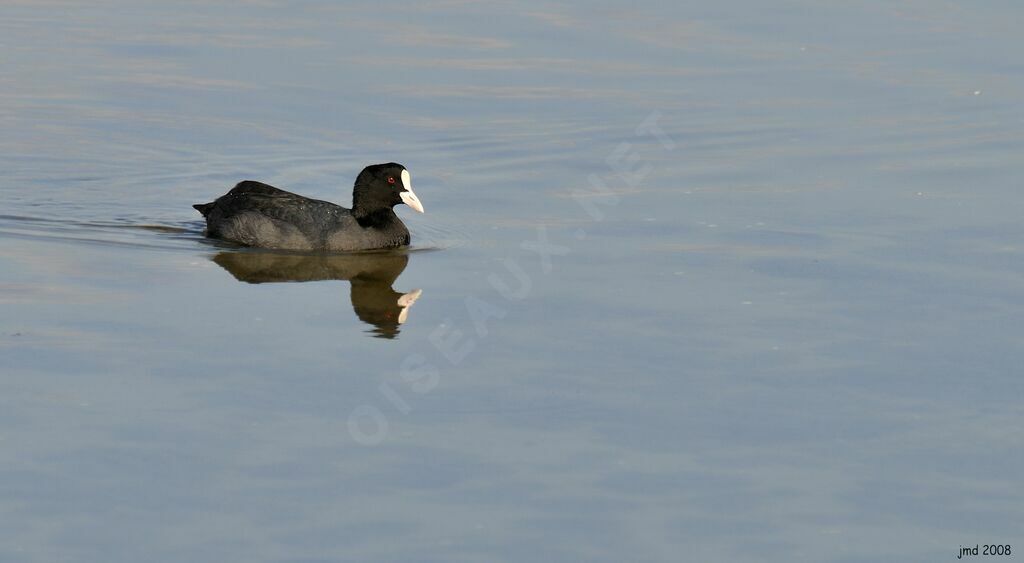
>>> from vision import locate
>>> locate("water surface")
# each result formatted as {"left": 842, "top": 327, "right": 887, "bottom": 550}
{"left": 2, "top": 1, "right": 1023, "bottom": 561}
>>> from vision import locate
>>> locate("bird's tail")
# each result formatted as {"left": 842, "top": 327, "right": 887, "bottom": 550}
{"left": 193, "top": 202, "right": 215, "bottom": 217}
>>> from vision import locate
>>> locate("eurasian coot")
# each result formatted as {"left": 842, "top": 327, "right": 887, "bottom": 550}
{"left": 193, "top": 162, "right": 424, "bottom": 251}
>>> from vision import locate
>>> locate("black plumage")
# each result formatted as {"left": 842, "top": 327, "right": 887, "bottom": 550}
{"left": 193, "top": 163, "right": 423, "bottom": 251}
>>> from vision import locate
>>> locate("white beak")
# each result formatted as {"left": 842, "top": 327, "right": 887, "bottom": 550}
{"left": 399, "top": 169, "right": 424, "bottom": 213}
{"left": 396, "top": 288, "right": 422, "bottom": 324}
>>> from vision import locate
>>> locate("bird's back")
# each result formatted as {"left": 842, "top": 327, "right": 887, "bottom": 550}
{"left": 195, "top": 181, "right": 355, "bottom": 250}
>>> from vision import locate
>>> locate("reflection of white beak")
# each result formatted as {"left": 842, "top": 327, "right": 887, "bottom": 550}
{"left": 396, "top": 288, "right": 422, "bottom": 324}
{"left": 399, "top": 169, "right": 424, "bottom": 213}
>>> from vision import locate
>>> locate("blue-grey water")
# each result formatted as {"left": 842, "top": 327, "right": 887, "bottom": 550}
{"left": 2, "top": 2, "right": 1023, "bottom": 561}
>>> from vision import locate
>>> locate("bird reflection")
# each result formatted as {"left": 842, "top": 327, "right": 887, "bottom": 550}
{"left": 211, "top": 251, "right": 421, "bottom": 339}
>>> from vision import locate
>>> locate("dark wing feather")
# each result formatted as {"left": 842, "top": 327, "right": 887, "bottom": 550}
{"left": 200, "top": 181, "right": 352, "bottom": 243}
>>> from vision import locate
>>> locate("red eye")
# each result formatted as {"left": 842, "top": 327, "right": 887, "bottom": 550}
{"left": 387, "top": 176, "right": 395, "bottom": 184}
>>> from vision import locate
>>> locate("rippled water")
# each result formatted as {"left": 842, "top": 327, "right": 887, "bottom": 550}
{"left": 2, "top": 1, "right": 1023, "bottom": 561}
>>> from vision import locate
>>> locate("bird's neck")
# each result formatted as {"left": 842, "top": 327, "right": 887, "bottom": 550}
{"left": 354, "top": 207, "right": 400, "bottom": 229}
